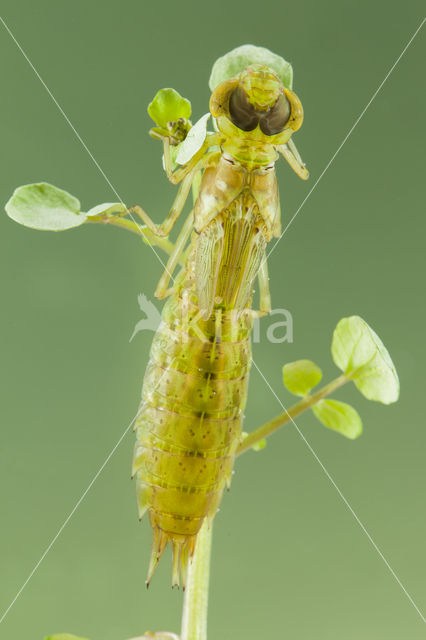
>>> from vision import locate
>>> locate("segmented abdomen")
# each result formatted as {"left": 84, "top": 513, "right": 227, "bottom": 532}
{"left": 133, "top": 275, "right": 252, "bottom": 587}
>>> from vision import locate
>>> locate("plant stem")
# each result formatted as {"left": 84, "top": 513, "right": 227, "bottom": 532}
{"left": 179, "top": 376, "right": 347, "bottom": 638}
{"left": 237, "top": 374, "right": 348, "bottom": 456}
{"left": 181, "top": 520, "right": 213, "bottom": 640}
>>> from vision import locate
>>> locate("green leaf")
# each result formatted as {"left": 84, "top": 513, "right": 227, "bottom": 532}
{"left": 148, "top": 88, "right": 191, "bottom": 129}
{"left": 209, "top": 44, "right": 293, "bottom": 91}
{"left": 312, "top": 399, "right": 363, "bottom": 440}
{"left": 282, "top": 359, "right": 322, "bottom": 396}
{"left": 176, "top": 113, "right": 210, "bottom": 165}
{"left": 44, "top": 635, "right": 89, "bottom": 640}
{"left": 5, "top": 183, "right": 86, "bottom": 231}
{"left": 85, "top": 202, "right": 127, "bottom": 218}
{"left": 332, "top": 316, "right": 399, "bottom": 404}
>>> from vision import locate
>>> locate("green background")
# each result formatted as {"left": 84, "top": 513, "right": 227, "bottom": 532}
{"left": 0, "top": 1, "right": 424, "bottom": 638}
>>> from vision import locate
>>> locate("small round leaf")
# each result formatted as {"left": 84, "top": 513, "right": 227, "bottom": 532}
{"left": 209, "top": 44, "right": 293, "bottom": 91}
{"left": 5, "top": 183, "right": 86, "bottom": 231}
{"left": 282, "top": 359, "right": 323, "bottom": 396}
{"left": 148, "top": 88, "right": 191, "bottom": 129}
{"left": 312, "top": 399, "right": 363, "bottom": 440}
{"left": 332, "top": 316, "right": 399, "bottom": 404}
{"left": 176, "top": 113, "right": 210, "bottom": 165}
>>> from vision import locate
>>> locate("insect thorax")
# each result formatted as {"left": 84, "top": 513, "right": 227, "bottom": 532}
{"left": 219, "top": 120, "right": 281, "bottom": 170}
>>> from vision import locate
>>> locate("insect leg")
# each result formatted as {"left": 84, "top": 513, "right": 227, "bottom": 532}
{"left": 256, "top": 255, "right": 272, "bottom": 316}
{"left": 238, "top": 249, "right": 271, "bottom": 321}
{"left": 129, "top": 168, "right": 195, "bottom": 237}
{"left": 277, "top": 138, "right": 309, "bottom": 180}
{"left": 163, "top": 133, "right": 222, "bottom": 184}
{"left": 87, "top": 210, "right": 178, "bottom": 255}
{"left": 129, "top": 149, "right": 221, "bottom": 238}
{"left": 163, "top": 137, "right": 205, "bottom": 184}
{"left": 155, "top": 211, "right": 194, "bottom": 299}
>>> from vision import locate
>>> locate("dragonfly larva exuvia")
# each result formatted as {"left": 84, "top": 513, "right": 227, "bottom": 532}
{"left": 4, "top": 43, "right": 309, "bottom": 591}
{"left": 129, "top": 44, "right": 309, "bottom": 588}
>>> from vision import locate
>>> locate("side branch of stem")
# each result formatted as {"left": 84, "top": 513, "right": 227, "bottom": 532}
{"left": 237, "top": 374, "right": 348, "bottom": 456}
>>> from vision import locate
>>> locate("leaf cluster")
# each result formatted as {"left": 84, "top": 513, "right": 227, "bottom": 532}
{"left": 282, "top": 316, "right": 399, "bottom": 439}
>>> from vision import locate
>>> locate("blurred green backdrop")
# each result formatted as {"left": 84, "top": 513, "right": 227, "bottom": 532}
{"left": 0, "top": 1, "right": 424, "bottom": 639}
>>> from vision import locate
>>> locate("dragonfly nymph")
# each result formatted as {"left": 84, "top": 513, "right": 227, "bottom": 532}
{"left": 130, "top": 46, "right": 309, "bottom": 588}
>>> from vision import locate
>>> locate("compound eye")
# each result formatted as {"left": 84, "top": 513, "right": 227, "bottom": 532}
{"left": 228, "top": 86, "right": 258, "bottom": 132}
{"left": 259, "top": 93, "right": 291, "bottom": 136}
